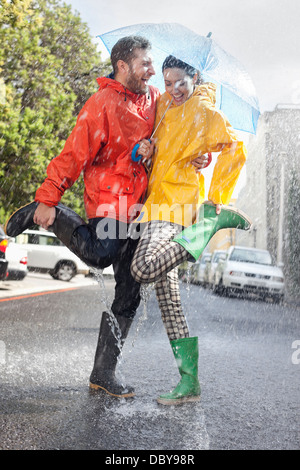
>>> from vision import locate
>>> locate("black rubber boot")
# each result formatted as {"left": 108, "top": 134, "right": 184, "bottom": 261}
{"left": 50, "top": 205, "right": 115, "bottom": 269}
{"left": 5, "top": 201, "right": 112, "bottom": 268}
{"left": 89, "top": 311, "right": 135, "bottom": 398}
{"left": 4, "top": 201, "right": 86, "bottom": 242}
{"left": 49, "top": 203, "right": 86, "bottom": 248}
{"left": 5, "top": 201, "right": 39, "bottom": 237}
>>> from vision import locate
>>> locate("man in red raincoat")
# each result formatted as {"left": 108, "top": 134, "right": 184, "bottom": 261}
{"left": 5, "top": 36, "right": 159, "bottom": 398}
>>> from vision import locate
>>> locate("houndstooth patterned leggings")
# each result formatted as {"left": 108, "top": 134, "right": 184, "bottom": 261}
{"left": 131, "top": 221, "right": 190, "bottom": 340}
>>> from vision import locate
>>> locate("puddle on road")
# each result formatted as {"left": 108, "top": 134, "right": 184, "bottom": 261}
{"left": 0, "top": 269, "right": 210, "bottom": 450}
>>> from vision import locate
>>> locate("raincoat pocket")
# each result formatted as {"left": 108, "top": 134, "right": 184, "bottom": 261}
{"left": 97, "top": 175, "right": 136, "bottom": 222}
{"left": 99, "top": 174, "right": 134, "bottom": 195}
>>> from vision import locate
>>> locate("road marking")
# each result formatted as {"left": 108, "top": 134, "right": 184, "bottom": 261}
{"left": 0, "top": 287, "right": 78, "bottom": 302}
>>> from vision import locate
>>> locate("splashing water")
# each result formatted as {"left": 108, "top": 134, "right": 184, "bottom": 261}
{"left": 89, "top": 268, "right": 111, "bottom": 311}
{"left": 90, "top": 267, "right": 126, "bottom": 388}
{"left": 130, "top": 284, "right": 153, "bottom": 349}
{"left": 90, "top": 270, "right": 156, "bottom": 390}
{"left": 185, "top": 264, "right": 192, "bottom": 299}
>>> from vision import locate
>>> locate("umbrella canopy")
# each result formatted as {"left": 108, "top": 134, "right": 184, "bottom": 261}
{"left": 98, "top": 23, "right": 260, "bottom": 134}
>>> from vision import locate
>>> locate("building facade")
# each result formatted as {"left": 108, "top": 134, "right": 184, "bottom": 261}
{"left": 236, "top": 105, "right": 300, "bottom": 299}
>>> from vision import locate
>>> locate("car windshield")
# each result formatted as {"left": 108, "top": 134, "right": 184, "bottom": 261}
{"left": 16, "top": 232, "right": 63, "bottom": 246}
{"left": 229, "top": 248, "right": 272, "bottom": 265}
{"left": 213, "top": 252, "right": 225, "bottom": 262}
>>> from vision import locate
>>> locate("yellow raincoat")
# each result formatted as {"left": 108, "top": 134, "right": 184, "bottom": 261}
{"left": 136, "top": 83, "right": 247, "bottom": 227}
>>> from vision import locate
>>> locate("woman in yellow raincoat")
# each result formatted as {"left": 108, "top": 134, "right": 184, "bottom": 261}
{"left": 130, "top": 55, "right": 251, "bottom": 405}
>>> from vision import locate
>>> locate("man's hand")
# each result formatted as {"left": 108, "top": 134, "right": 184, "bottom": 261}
{"left": 191, "top": 153, "right": 212, "bottom": 172}
{"left": 215, "top": 204, "right": 222, "bottom": 215}
{"left": 205, "top": 200, "right": 222, "bottom": 215}
{"left": 210, "top": 202, "right": 222, "bottom": 215}
{"left": 33, "top": 203, "right": 56, "bottom": 230}
{"left": 137, "top": 138, "right": 156, "bottom": 164}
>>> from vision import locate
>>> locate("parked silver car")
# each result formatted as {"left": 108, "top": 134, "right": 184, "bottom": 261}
{"left": 190, "top": 253, "right": 212, "bottom": 285}
{"left": 207, "top": 250, "right": 226, "bottom": 287}
{"left": 213, "top": 245, "right": 285, "bottom": 303}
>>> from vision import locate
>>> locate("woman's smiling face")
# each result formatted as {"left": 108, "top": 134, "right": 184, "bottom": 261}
{"left": 163, "top": 67, "right": 197, "bottom": 106}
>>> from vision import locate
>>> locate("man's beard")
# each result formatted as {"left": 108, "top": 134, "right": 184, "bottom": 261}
{"left": 126, "top": 68, "right": 148, "bottom": 95}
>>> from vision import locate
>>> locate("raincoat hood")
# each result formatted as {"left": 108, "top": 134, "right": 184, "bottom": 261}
{"left": 195, "top": 82, "right": 217, "bottom": 105}
{"left": 96, "top": 76, "right": 150, "bottom": 103}
{"left": 163, "top": 82, "right": 217, "bottom": 110}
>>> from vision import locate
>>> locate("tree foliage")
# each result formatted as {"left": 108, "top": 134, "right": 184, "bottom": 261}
{"left": 0, "top": 0, "right": 111, "bottom": 222}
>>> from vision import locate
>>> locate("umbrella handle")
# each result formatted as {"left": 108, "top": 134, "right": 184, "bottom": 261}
{"left": 131, "top": 140, "right": 151, "bottom": 162}
{"left": 131, "top": 143, "right": 142, "bottom": 162}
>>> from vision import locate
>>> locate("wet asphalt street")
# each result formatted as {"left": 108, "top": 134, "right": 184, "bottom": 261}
{"left": 0, "top": 272, "right": 299, "bottom": 453}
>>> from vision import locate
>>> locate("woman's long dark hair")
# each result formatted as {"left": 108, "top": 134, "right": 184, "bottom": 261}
{"left": 162, "top": 55, "right": 203, "bottom": 85}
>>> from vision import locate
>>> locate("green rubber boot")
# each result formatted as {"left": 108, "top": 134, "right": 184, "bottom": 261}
{"left": 157, "top": 336, "right": 201, "bottom": 405}
{"left": 173, "top": 202, "right": 252, "bottom": 261}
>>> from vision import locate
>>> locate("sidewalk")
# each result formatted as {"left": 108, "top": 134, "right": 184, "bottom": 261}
{"left": 0, "top": 272, "right": 99, "bottom": 299}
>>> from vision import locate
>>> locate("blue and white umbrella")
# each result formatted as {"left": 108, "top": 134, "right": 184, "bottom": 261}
{"left": 98, "top": 23, "right": 260, "bottom": 134}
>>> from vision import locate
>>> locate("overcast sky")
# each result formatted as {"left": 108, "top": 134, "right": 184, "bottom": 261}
{"left": 66, "top": 0, "right": 300, "bottom": 113}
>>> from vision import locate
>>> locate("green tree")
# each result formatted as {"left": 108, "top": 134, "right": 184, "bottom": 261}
{"left": 0, "top": 0, "right": 111, "bottom": 222}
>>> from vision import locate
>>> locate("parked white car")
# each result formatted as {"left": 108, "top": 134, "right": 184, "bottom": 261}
{"left": 190, "top": 253, "right": 212, "bottom": 285}
{"left": 213, "top": 245, "right": 285, "bottom": 303}
{"left": 14, "top": 229, "right": 89, "bottom": 282}
{"left": 6, "top": 242, "right": 28, "bottom": 280}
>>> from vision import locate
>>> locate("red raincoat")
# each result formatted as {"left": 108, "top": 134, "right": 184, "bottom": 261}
{"left": 35, "top": 77, "right": 160, "bottom": 222}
